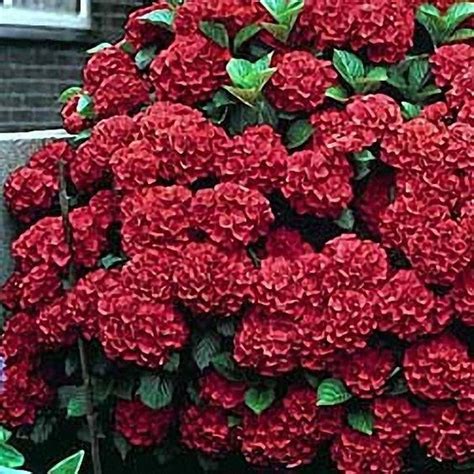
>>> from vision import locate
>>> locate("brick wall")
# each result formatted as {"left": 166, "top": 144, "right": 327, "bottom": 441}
{"left": 0, "top": 0, "right": 146, "bottom": 132}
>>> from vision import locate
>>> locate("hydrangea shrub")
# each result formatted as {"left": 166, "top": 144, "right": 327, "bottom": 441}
{"left": 1, "top": 0, "right": 473, "bottom": 472}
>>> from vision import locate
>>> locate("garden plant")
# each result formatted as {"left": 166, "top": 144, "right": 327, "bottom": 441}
{"left": 0, "top": 0, "right": 473, "bottom": 472}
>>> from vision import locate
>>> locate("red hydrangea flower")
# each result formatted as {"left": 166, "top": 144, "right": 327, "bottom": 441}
{"left": 173, "top": 242, "right": 254, "bottom": 317}
{"left": 98, "top": 285, "right": 188, "bottom": 369}
{"left": 376, "top": 270, "right": 453, "bottom": 340}
{"left": 233, "top": 307, "right": 299, "bottom": 376}
{"left": 28, "top": 140, "right": 75, "bottom": 174}
{"left": 355, "top": 171, "right": 393, "bottom": 236}
{"left": 323, "top": 289, "right": 378, "bottom": 352}
{"left": 199, "top": 372, "right": 246, "bottom": 410}
{"left": 191, "top": 183, "right": 274, "bottom": 248}
{"left": 372, "top": 397, "right": 421, "bottom": 449}
{"left": 150, "top": 34, "right": 230, "bottom": 106}
{"left": 180, "top": 405, "right": 234, "bottom": 455}
{"left": 321, "top": 234, "right": 388, "bottom": 294}
{"left": 121, "top": 247, "right": 182, "bottom": 305}
{"left": 240, "top": 387, "right": 343, "bottom": 468}
{"left": 333, "top": 347, "right": 396, "bottom": 398}
{"left": 403, "top": 333, "right": 471, "bottom": 400}
{"left": 124, "top": 2, "right": 173, "bottom": 50}
{"left": 137, "top": 101, "right": 231, "bottom": 184}
{"left": 94, "top": 73, "right": 149, "bottom": 118}
{"left": 37, "top": 296, "right": 77, "bottom": 349}
{"left": 66, "top": 269, "right": 122, "bottom": 341}
{"left": 115, "top": 400, "right": 174, "bottom": 447}
{"left": 0, "top": 312, "right": 40, "bottom": 363}
{"left": 311, "top": 94, "right": 402, "bottom": 153}
{"left": 350, "top": 0, "right": 415, "bottom": 63}
{"left": 121, "top": 185, "right": 193, "bottom": 257}
{"left": 430, "top": 44, "right": 474, "bottom": 88}
{"left": 264, "top": 228, "right": 312, "bottom": 259}
{"left": 0, "top": 360, "right": 53, "bottom": 428}
{"left": 83, "top": 46, "right": 137, "bottom": 94}
{"left": 4, "top": 167, "right": 58, "bottom": 222}
{"left": 266, "top": 51, "right": 337, "bottom": 112}
{"left": 217, "top": 125, "right": 288, "bottom": 194}
{"left": 61, "top": 95, "right": 91, "bottom": 134}
{"left": 17, "top": 264, "right": 63, "bottom": 311}
{"left": 295, "top": 0, "right": 354, "bottom": 50}
{"left": 416, "top": 404, "right": 474, "bottom": 462}
{"left": 453, "top": 267, "right": 474, "bottom": 326}
{"left": 110, "top": 140, "right": 157, "bottom": 192}
{"left": 282, "top": 149, "right": 353, "bottom": 218}
{"left": 252, "top": 254, "right": 327, "bottom": 319}
{"left": 174, "top": 0, "right": 267, "bottom": 37}
{"left": 331, "top": 429, "right": 403, "bottom": 474}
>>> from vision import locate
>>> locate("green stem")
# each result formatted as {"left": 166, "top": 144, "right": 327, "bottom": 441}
{"left": 58, "top": 161, "right": 102, "bottom": 474}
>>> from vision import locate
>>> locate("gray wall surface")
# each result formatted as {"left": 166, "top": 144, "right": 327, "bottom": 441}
{"left": 0, "top": 131, "right": 68, "bottom": 284}
{"left": 0, "top": 0, "right": 145, "bottom": 132}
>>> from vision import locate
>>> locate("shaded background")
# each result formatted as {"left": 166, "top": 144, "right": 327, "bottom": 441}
{"left": 0, "top": 0, "right": 147, "bottom": 132}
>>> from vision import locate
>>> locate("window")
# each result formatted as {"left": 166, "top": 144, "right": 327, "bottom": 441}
{"left": 0, "top": 0, "right": 91, "bottom": 30}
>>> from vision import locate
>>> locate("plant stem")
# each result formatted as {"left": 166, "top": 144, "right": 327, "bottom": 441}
{"left": 58, "top": 161, "right": 103, "bottom": 474}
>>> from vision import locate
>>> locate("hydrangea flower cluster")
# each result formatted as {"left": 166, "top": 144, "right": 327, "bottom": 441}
{"left": 1, "top": 1, "right": 473, "bottom": 472}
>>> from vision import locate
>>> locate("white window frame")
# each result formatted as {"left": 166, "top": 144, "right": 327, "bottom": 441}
{"left": 0, "top": 0, "right": 91, "bottom": 30}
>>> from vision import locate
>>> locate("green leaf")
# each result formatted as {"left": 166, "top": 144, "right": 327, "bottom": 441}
{"left": 348, "top": 411, "right": 374, "bottom": 435}
{"left": 58, "top": 86, "right": 82, "bottom": 104}
{"left": 92, "top": 377, "right": 113, "bottom": 404}
{"left": 0, "top": 427, "right": 12, "bottom": 443}
{"left": 256, "top": 98, "right": 278, "bottom": 128}
{"left": 325, "top": 85, "right": 349, "bottom": 102}
{"left": 228, "top": 415, "right": 242, "bottom": 428}
{"left": 216, "top": 319, "right": 237, "bottom": 337}
{"left": 245, "top": 387, "right": 275, "bottom": 415}
{"left": 197, "top": 454, "right": 220, "bottom": 472}
{"left": 86, "top": 42, "right": 112, "bottom": 54}
{"left": 120, "top": 40, "right": 136, "bottom": 55}
{"left": 48, "top": 450, "right": 85, "bottom": 474}
{"left": 333, "top": 50, "right": 365, "bottom": 87}
{"left": 193, "top": 333, "right": 220, "bottom": 370}
{"left": 445, "top": 3, "right": 474, "bottom": 34}
{"left": 70, "top": 129, "right": 91, "bottom": 147}
{"left": 416, "top": 4, "right": 444, "bottom": 45}
{"left": 227, "top": 58, "right": 255, "bottom": 88}
{"left": 135, "top": 45, "right": 158, "bottom": 70}
{"left": 199, "top": 21, "right": 229, "bottom": 48}
{"left": 401, "top": 102, "right": 421, "bottom": 120}
{"left": 139, "top": 9, "right": 175, "bottom": 29}
{"left": 66, "top": 386, "right": 88, "bottom": 418}
{"left": 317, "top": 378, "right": 352, "bottom": 406}
{"left": 303, "top": 372, "right": 320, "bottom": 390}
{"left": 138, "top": 375, "right": 173, "bottom": 409}
{"left": 113, "top": 434, "right": 131, "bottom": 462}
{"left": 335, "top": 209, "right": 355, "bottom": 231}
{"left": 448, "top": 27, "right": 474, "bottom": 42}
{"left": 260, "top": 0, "right": 304, "bottom": 37}
{"left": 163, "top": 352, "right": 180, "bottom": 372}
{"left": 354, "top": 150, "right": 376, "bottom": 163}
{"left": 113, "top": 379, "right": 135, "bottom": 401}
{"left": 0, "top": 467, "right": 31, "bottom": 474}
{"left": 65, "top": 352, "right": 79, "bottom": 377}
{"left": 76, "top": 95, "right": 94, "bottom": 119}
{"left": 234, "top": 24, "right": 262, "bottom": 51}
{"left": 212, "top": 352, "right": 243, "bottom": 382}
{"left": 415, "top": 84, "right": 442, "bottom": 100}
{"left": 100, "top": 254, "right": 126, "bottom": 269}
{"left": 408, "top": 58, "right": 429, "bottom": 89}
{"left": 454, "top": 461, "right": 474, "bottom": 471}
{"left": 30, "top": 416, "right": 55, "bottom": 444}
{"left": 365, "top": 66, "right": 388, "bottom": 82}
{"left": 285, "top": 119, "right": 314, "bottom": 149}
{"left": 0, "top": 443, "right": 25, "bottom": 468}
{"left": 261, "top": 22, "right": 291, "bottom": 42}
